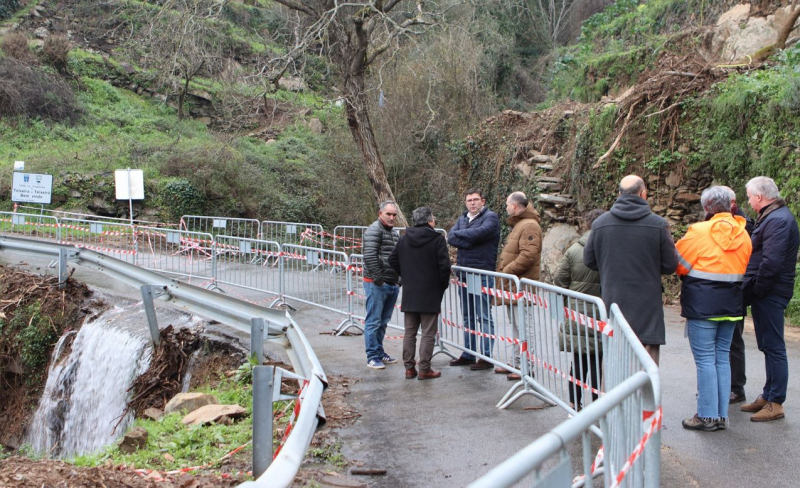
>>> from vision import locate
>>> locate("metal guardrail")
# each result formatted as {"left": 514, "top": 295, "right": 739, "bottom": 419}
{"left": 0, "top": 235, "right": 327, "bottom": 488}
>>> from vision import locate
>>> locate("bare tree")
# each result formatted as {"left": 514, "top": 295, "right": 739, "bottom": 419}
{"left": 133, "top": 0, "right": 226, "bottom": 120}
{"left": 264, "top": 0, "right": 439, "bottom": 223}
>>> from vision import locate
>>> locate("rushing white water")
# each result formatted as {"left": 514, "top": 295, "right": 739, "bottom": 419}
{"left": 26, "top": 303, "right": 153, "bottom": 458}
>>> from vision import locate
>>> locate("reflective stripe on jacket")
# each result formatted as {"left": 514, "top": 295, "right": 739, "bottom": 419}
{"left": 676, "top": 212, "right": 752, "bottom": 319}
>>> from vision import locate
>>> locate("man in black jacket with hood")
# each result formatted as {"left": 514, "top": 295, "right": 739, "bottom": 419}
{"left": 584, "top": 175, "right": 678, "bottom": 365}
{"left": 389, "top": 207, "right": 451, "bottom": 380}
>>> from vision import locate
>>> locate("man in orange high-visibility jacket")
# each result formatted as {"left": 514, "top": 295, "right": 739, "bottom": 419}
{"left": 676, "top": 186, "right": 752, "bottom": 432}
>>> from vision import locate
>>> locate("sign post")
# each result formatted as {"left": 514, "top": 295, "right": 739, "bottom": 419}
{"left": 114, "top": 168, "right": 145, "bottom": 225}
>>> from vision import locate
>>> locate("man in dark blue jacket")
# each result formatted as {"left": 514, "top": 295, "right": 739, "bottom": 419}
{"left": 447, "top": 188, "right": 501, "bottom": 370}
{"left": 740, "top": 176, "right": 800, "bottom": 422}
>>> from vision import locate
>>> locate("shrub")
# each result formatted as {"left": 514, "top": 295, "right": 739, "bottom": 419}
{"left": 0, "top": 58, "right": 82, "bottom": 123}
{"left": 1, "top": 32, "right": 35, "bottom": 63}
{"left": 0, "top": 0, "right": 20, "bottom": 20}
{"left": 161, "top": 179, "right": 205, "bottom": 223}
{"left": 41, "top": 34, "right": 72, "bottom": 74}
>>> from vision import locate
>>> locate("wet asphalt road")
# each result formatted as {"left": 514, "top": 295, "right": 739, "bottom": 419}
{"left": 2, "top": 249, "right": 798, "bottom": 487}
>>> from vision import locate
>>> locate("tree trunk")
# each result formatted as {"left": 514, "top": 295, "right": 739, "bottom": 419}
{"left": 776, "top": 6, "right": 800, "bottom": 49}
{"left": 342, "top": 75, "right": 408, "bottom": 226}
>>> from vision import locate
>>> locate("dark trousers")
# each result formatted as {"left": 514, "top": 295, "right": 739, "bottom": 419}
{"left": 569, "top": 350, "right": 603, "bottom": 410}
{"left": 403, "top": 312, "right": 439, "bottom": 372}
{"left": 729, "top": 319, "right": 746, "bottom": 396}
{"left": 751, "top": 294, "right": 790, "bottom": 404}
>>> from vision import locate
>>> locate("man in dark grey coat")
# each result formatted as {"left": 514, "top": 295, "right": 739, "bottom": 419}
{"left": 362, "top": 201, "right": 401, "bottom": 370}
{"left": 584, "top": 175, "right": 678, "bottom": 365}
{"left": 389, "top": 207, "right": 451, "bottom": 380}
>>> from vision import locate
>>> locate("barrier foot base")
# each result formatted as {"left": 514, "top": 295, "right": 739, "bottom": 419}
{"left": 431, "top": 345, "right": 457, "bottom": 360}
{"left": 269, "top": 298, "right": 297, "bottom": 312}
{"left": 334, "top": 318, "right": 363, "bottom": 336}
{"left": 206, "top": 282, "right": 223, "bottom": 293}
{"left": 496, "top": 379, "right": 555, "bottom": 410}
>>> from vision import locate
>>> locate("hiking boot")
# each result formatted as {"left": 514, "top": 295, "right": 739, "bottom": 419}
{"left": 682, "top": 414, "right": 719, "bottom": 432}
{"left": 367, "top": 359, "right": 386, "bottom": 370}
{"left": 418, "top": 369, "right": 441, "bottom": 380}
{"left": 751, "top": 402, "right": 785, "bottom": 422}
{"left": 405, "top": 367, "right": 418, "bottom": 379}
{"left": 716, "top": 418, "right": 728, "bottom": 430}
{"left": 741, "top": 395, "right": 768, "bottom": 413}
{"left": 729, "top": 392, "right": 746, "bottom": 404}
{"left": 470, "top": 359, "right": 493, "bottom": 371}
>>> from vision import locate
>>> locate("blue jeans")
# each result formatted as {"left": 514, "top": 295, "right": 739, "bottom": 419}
{"left": 364, "top": 281, "right": 399, "bottom": 362}
{"left": 752, "top": 294, "right": 790, "bottom": 404}
{"left": 458, "top": 274, "right": 494, "bottom": 359}
{"left": 687, "top": 319, "right": 736, "bottom": 419}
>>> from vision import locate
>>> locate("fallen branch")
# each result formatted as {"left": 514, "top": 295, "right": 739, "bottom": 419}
{"left": 594, "top": 101, "right": 640, "bottom": 169}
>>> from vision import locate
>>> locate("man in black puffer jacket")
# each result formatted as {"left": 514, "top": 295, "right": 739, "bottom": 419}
{"left": 389, "top": 207, "right": 451, "bottom": 380}
{"left": 362, "top": 201, "right": 401, "bottom": 370}
{"left": 740, "top": 176, "right": 800, "bottom": 422}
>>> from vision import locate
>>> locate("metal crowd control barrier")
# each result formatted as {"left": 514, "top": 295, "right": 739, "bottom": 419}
{"left": 135, "top": 226, "right": 216, "bottom": 285}
{"left": 58, "top": 218, "right": 138, "bottom": 264}
{"left": 339, "top": 253, "right": 403, "bottom": 336}
{"left": 331, "top": 225, "right": 366, "bottom": 254}
{"left": 261, "top": 221, "right": 324, "bottom": 247}
{"left": 471, "top": 303, "right": 661, "bottom": 488}
{"left": 213, "top": 235, "right": 282, "bottom": 300}
{"left": 279, "top": 244, "right": 350, "bottom": 318}
{"left": 0, "top": 211, "right": 60, "bottom": 241}
{"left": 498, "top": 280, "right": 608, "bottom": 414}
{"left": 393, "top": 226, "right": 448, "bottom": 239}
{"left": 180, "top": 215, "right": 261, "bottom": 239}
{"left": 438, "top": 267, "right": 525, "bottom": 383}
{"left": 0, "top": 236, "right": 327, "bottom": 488}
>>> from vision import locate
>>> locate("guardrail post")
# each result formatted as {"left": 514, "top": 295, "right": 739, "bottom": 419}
{"left": 58, "top": 248, "right": 69, "bottom": 289}
{"left": 140, "top": 285, "right": 161, "bottom": 346}
{"left": 251, "top": 317, "right": 266, "bottom": 364}
{"left": 253, "top": 365, "right": 275, "bottom": 477}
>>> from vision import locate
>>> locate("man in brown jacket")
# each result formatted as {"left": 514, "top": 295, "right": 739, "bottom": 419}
{"left": 495, "top": 191, "right": 542, "bottom": 380}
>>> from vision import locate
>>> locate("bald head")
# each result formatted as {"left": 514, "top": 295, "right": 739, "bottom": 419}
{"left": 619, "top": 175, "right": 646, "bottom": 198}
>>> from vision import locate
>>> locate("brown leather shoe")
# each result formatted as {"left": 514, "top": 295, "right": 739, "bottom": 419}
{"left": 751, "top": 401, "right": 785, "bottom": 422}
{"left": 741, "top": 395, "right": 768, "bottom": 413}
{"left": 418, "top": 369, "right": 441, "bottom": 380}
{"left": 449, "top": 356, "right": 475, "bottom": 367}
{"left": 729, "top": 392, "right": 746, "bottom": 404}
{"left": 494, "top": 366, "right": 511, "bottom": 374}
{"left": 507, "top": 373, "right": 521, "bottom": 381}
{"left": 470, "top": 359, "right": 493, "bottom": 371}
{"left": 405, "top": 368, "right": 418, "bottom": 379}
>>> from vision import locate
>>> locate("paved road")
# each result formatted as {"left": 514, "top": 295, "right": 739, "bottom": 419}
{"left": 2, "top": 249, "right": 798, "bottom": 487}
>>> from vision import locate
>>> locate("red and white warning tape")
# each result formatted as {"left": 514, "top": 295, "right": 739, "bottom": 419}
{"left": 610, "top": 407, "right": 663, "bottom": 488}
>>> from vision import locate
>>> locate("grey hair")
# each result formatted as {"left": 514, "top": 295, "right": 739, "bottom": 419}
{"left": 720, "top": 185, "right": 736, "bottom": 201}
{"left": 619, "top": 178, "right": 645, "bottom": 195}
{"left": 701, "top": 186, "right": 732, "bottom": 215}
{"left": 508, "top": 191, "right": 528, "bottom": 207}
{"left": 746, "top": 176, "right": 781, "bottom": 200}
{"left": 412, "top": 206, "right": 434, "bottom": 226}
{"left": 379, "top": 200, "right": 398, "bottom": 212}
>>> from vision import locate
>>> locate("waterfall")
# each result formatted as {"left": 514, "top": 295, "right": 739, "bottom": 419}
{"left": 26, "top": 304, "right": 153, "bottom": 458}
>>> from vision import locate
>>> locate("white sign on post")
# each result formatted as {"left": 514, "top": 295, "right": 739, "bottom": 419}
{"left": 14, "top": 161, "right": 25, "bottom": 171}
{"left": 12, "top": 173, "right": 53, "bottom": 204}
{"left": 115, "top": 169, "right": 145, "bottom": 225}
{"left": 114, "top": 169, "right": 145, "bottom": 200}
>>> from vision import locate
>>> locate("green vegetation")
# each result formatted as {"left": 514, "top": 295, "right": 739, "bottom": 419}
{"left": 71, "top": 376, "right": 291, "bottom": 475}
{"left": 0, "top": 301, "right": 67, "bottom": 384}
